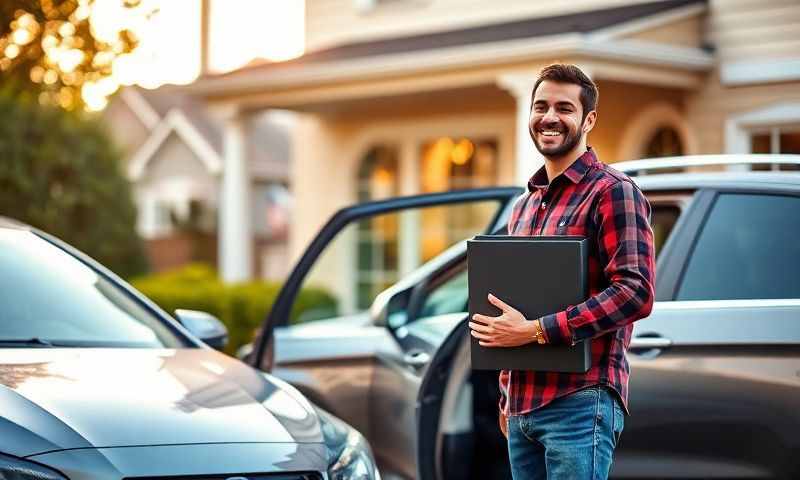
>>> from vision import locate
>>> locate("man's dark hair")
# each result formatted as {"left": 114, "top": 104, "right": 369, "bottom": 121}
{"left": 531, "top": 64, "right": 599, "bottom": 120}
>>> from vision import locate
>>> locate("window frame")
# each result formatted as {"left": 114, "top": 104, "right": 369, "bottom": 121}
{"left": 750, "top": 124, "right": 800, "bottom": 155}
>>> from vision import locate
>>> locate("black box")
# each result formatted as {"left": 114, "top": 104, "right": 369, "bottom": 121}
{"left": 468, "top": 235, "right": 592, "bottom": 372}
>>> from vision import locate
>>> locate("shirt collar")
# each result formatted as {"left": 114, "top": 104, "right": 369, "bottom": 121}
{"left": 527, "top": 148, "right": 597, "bottom": 192}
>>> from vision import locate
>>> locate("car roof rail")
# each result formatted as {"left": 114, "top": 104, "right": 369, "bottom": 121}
{"left": 613, "top": 154, "right": 800, "bottom": 176}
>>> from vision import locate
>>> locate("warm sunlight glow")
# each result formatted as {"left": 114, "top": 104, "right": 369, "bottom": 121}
{"left": 208, "top": 0, "right": 305, "bottom": 72}
{"left": 83, "top": 0, "right": 305, "bottom": 110}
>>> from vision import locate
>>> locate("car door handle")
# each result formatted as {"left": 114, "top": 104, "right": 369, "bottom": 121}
{"left": 629, "top": 335, "right": 672, "bottom": 359}
{"left": 630, "top": 336, "right": 673, "bottom": 350}
{"left": 403, "top": 350, "right": 431, "bottom": 368}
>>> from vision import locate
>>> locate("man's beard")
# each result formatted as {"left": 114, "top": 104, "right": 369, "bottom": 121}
{"left": 531, "top": 121, "right": 583, "bottom": 158}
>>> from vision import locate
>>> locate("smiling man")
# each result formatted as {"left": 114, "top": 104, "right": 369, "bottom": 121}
{"left": 469, "top": 64, "right": 656, "bottom": 480}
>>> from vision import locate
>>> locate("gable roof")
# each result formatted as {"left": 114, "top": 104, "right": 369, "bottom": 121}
{"left": 114, "top": 87, "right": 290, "bottom": 182}
{"left": 213, "top": 0, "right": 706, "bottom": 77}
{"left": 128, "top": 109, "right": 222, "bottom": 180}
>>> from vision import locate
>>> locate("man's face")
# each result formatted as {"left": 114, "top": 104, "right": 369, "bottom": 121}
{"left": 529, "top": 80, "right": 592, "bottom": 158}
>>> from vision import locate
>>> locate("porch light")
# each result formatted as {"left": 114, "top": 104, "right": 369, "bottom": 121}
{"left": 451, "top": 138, "right": 474, "bottom": 166}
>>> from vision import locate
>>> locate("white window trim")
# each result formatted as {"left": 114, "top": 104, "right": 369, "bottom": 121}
{"left": 725, "top": 102, "right": 800, "bottom": 154}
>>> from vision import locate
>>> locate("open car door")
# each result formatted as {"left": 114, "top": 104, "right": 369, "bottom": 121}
{"left": 248, "top": 187, "right": 521, "bottom": 478}
{"left": 250, "top": 187, "right": 522, "bottom": 372}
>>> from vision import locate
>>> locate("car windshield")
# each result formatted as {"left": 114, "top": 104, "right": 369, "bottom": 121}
{"left": 0, "top": 228, "right": 187, "bottom": 348}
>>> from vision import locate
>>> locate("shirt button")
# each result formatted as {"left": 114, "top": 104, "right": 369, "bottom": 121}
{"left": 541, "top": 202, "right": 547, "bottom": 209}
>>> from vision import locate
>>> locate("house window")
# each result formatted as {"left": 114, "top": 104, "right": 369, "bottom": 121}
{"left": 153, "top": 200, "right": 174, "bottom": 237}
{"left": 419, "top": 137, "right": 498, "bottom": 261}
{"left": 253, "top": 183, "right": 291, "bottom": 238}
{"left": 356, "top": 146, "right": 400, "bottom": 308}
{"left": 750, "top": 125, "right": 800, "bottom": 170}
{"left": 420, "top": 137, "right": 497, "bottom": 191}
{"left": 643, "top": 127, "right": 684, "bottom": 158}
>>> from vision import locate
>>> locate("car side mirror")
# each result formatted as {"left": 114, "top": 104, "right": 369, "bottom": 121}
{"left": 371, "top": 286, "right": 413, "bottom": 327}
{"left": 175, "top": 309, "right": 228, "bottom": 350}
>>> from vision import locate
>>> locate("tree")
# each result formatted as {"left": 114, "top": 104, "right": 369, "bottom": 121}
{"left": 0, "top": 86, "right": 148, "bottom": 278}
{"left": 0, "top": 0, "right": 152, "bottom": 110}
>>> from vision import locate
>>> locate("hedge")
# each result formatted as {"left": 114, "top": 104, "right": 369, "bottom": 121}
{"left": 130, "top": 263, "right": 338, "bottom": 355}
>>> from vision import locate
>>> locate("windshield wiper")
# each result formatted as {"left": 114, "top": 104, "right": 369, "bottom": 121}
{"left": 0, "top": 338, "right": 56, "bottom": 347}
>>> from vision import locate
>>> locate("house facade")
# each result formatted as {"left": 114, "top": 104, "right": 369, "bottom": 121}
{"left": 187, "top": 0, "right": 800, "bottom": 294}
{"left": 103, "top": 87, "right": 292, "bottom": 280}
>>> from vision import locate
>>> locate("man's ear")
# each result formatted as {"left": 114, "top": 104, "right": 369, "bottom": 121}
{"left": 582, "top": 110, "right": 597, "bottom": 134}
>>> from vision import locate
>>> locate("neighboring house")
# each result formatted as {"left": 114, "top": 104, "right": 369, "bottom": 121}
{"left": 186, "top": 0, "right": 800, "bottom": 294}
{"left": 103, "top": 86, "right": 292, "bottom": 280}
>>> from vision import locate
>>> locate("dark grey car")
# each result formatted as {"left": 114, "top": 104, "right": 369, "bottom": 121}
{"left": 0, "top": 220, "right": 380, "bottom": 480}
{"left": 242, "top": 155, "right": 800, "bottom": 480}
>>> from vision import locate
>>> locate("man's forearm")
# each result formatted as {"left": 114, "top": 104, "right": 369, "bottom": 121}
{"left": 539, "top": 274, "right": 654, "bottom": 345}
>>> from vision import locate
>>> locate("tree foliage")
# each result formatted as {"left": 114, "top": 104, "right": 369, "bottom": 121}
{"left": 0, "top": 86, "right": 148, "bottom": 278}
{"left": 0, "top": 0, "right": 151, "bottom": 110}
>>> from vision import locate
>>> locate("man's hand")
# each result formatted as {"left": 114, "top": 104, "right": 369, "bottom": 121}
{"left": 469, "top": 293, "right": 538, "bottom": 347}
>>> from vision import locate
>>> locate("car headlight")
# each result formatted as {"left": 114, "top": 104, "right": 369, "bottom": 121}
{"left": 327, "top": 429, "right": 381, "bottom": 480}
{"left": 316, "top": 408, "right": 381, "bottom": 480}
{"left": 0, "top": 454, "right": 66, "bottom": 480}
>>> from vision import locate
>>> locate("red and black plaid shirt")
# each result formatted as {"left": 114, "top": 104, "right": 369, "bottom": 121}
{"left": 499, "top": 148, "right": 655, "bottom": 416}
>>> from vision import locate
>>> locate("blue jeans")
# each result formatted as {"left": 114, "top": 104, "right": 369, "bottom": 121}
{"left": 507, "top": 386, "right": 624, "bottom": 480}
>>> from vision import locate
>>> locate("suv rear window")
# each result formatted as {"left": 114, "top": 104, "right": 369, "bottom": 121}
{"left": 676, "top": 194, "right": 800, "bottom": 300}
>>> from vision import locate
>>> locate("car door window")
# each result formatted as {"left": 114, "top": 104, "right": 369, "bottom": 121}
{"left": 676, "top": 193, "right": 800, "bottom": 300}
{"left": 401, "top": 200, "right": 683, "bottom": 347}
{"left": 410, "top": 201, "right": 681, "bottom": 320}
{"left": 289, "top": 201, "right": 507, "bottom": 325}
{"left": 417, "top": 266, "right": 468, "bottom": 319}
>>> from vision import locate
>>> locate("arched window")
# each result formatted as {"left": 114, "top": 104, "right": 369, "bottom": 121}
{"left": 643, "top": 127, "right": 684, "bottom": 158}
{"left": 618, "top": 103, "right": 696, "bottom": 161}
{"left": 357, "top": 146, "right": 399, "bottom": 201}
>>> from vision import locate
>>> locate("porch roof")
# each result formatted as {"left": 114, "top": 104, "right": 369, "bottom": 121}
{"left": 221, "top": 0, "right": 705, "bottom": 73}
{"left": 188, "top": 0, "right": 712, "bottom": 106}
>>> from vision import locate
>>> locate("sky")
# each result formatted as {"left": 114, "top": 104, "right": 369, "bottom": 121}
{"left": 87, "top": 0, "right": 304, "bottom": 107}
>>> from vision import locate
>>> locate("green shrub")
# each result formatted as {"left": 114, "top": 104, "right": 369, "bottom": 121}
{"left": 131, "top": 263, "right": 338, "bottom": 355}
{"left": 0, "top": 87, "right": 148, "bottom": 278}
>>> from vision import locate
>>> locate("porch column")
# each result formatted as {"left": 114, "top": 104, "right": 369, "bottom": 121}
{"left": 219, "top": 110, "right": 253, "bottom": 282}
{"left": 398, "top": 140, "right": 421, "bottom": 276}
{"left": 497, "top": 72, "right": 544, "bottom": 185}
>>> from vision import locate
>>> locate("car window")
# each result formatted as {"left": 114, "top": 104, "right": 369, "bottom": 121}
{"left": 0, "top": 229, "right": 187, "bottom": 347}
{"left": 288, "top": 200, "right": 506, "bottom": 325}
{"left": 418, "top": 267, "right": 468, "bottom": 319}
{"left": 409, "top": 201, "right": 680, "bottom": 320}
{"left": 676, "top": 194, "right": 800, "bottom": 300}
{"left": 650, "top": 204, "right": 680, "bottom": 257}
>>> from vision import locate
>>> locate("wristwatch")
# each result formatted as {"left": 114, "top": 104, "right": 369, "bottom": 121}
{"left": 533, "top": 319, "right": 547, "bottom": 345}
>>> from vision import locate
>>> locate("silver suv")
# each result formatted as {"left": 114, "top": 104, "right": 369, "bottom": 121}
{"left": 244, "top": 155, "right": 800, "bottom": 479}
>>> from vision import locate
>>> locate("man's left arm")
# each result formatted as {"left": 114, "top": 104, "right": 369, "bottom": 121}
{"left": 539, "top": 179, "right": 656, "bottom": 345}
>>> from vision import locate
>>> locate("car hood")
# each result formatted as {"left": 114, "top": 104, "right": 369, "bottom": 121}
{"left": 0, "top": 348, "right": 323, "bottom": 457}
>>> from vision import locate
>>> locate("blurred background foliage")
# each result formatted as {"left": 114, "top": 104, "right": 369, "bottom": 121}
{"left": 132, "top": 263, "right": 338, "bottom": 356}
{"left": 0, "top": 86, "right": 148, "bottom": 278}
{"left": 0, "top": 0, "right": 152, "bottom": 110}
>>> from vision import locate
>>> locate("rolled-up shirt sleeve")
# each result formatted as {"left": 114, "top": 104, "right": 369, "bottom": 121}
{"left": 539, "top": 179, "right": 655, "bottom": 345}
